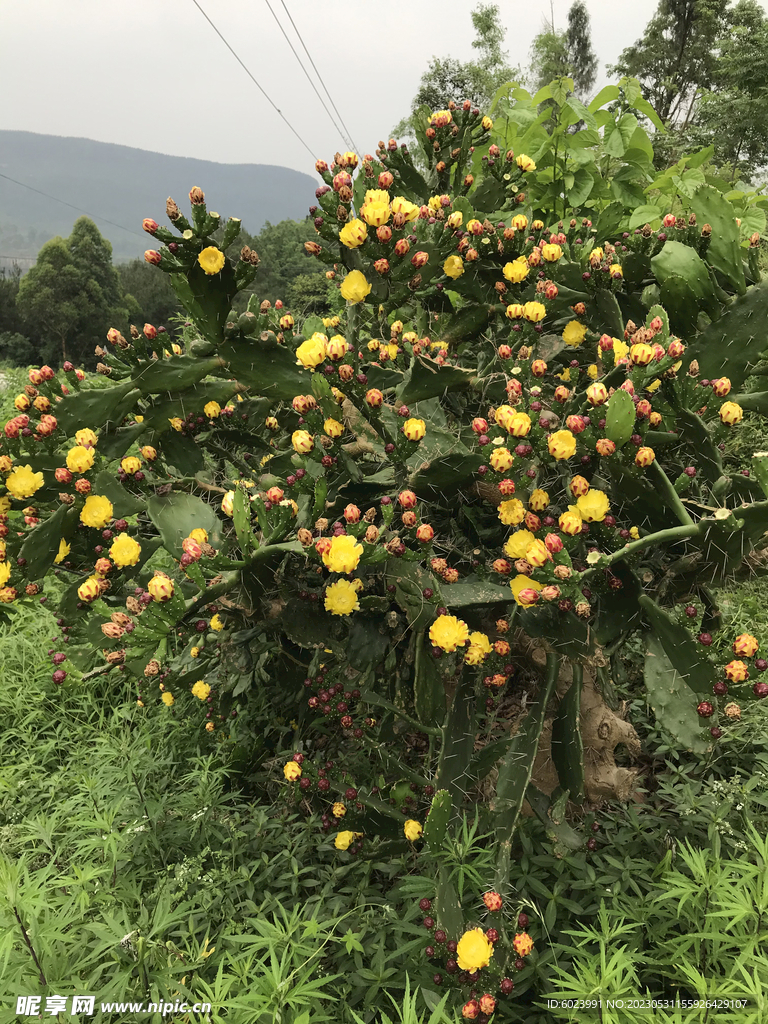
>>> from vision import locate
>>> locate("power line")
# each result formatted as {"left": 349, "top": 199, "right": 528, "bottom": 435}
{"left": 278, "top": 0, "right": 360, "bottom": 154}
{"left": 190, "top": 0, "right": 317, "bottom": 161}
{"left": 0, "top": 254, "right": 36, "bottom": 261}
{"left": 0, "top": 171, "right": 145, "bottom": 239}
{"left": 263, "top": 0, "right": 355, "bottom": 151}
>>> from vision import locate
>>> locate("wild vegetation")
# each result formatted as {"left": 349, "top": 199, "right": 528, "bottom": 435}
{"left": 3, "top": 3, "right": 768, "bottom": 1023}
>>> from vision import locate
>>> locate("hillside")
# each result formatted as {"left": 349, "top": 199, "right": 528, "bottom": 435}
{"left": 0, "top": 131, "right": 317, "bottom": 264}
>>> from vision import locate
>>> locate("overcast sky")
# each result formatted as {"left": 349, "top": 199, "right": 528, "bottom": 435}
{"left": 1, "top": 0, "right": 765, "bottom": 178}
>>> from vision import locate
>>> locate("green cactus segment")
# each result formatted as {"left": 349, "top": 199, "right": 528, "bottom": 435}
{"left": 594, "top": 291, "right": 624, "bottom": 337}
{"left": 310, "top": 372, "right": 341, "bottom": 418}
{"left": 551, "top": 664, "right": 585, "bottom": 802}
{"left": 441, "top": 582, "right": 513, "bottom": 608}
{"left": 169, "top": 262, "right": 239, "bottom": 344}
{"left": 20, "top": 503, "right": 75, "bottom": 581}
{"left": 132, "top": 354, "right": 222, "bottom": 395}
{"left": 604, "top": 387, "right": 636, "bottom": 448}
{"left": 526, "top": 786, "right": 583, "bottom": 859}
{"left": 752, "top": 455, "right": 768, "bottom": 500}
{"left": 435, "top": 867, "right": 464, "bottom": 943}
{"left": 651, "top": 241, "right": 721, "bottom": 330}
{"left": 441, "top": 304, "right": 493, "bottom": 344}
{"left": 690, "top": 185, "right": 746, "bottom": 295}
{"left": 232, "top": 486, "right": 257, "bottom": 556}
{"left": 396, "top": 354, "right": 474, "bottom": 405}
{"left": 658, "top": 275, "right": 703, "bottom": 335}
{"left": 424, "top": 790, "right": 453, "bottom": 854}
{"left": 217, "top": 340, "right": 309, "bottom": 401}
{"left": 388, "top": 561, "right": 441, "bottom": 632}
{"left": 645, "top": 304, "right": 670, "bottom": 340}
{"left": 734, "top": 391, "right": 768, "bottom": 415}
{"left": 414, "top": 633, "right": 446, "bottom": 728}
{"left": 55, "top": 381, "right": 140, "bottom": 434}
{"left": 493, "top": 651, "right": 560, "bottom": 852}
{"left": 639, "top": 596, "right": 717, "bottom": 697}
{"left": 643, "top": 631, "right": 712, "bottom": 755}
{"left": 408, "top": 452, "right": 485, "bottom": 498}
{"left": 673, "top": 408, "right": 724, "bottom": 483}
{"left": 435, "top": 673, "right": 478, "bottom": 807}
{"left": 686, "top": 278, "right": 768, "bottom": 389}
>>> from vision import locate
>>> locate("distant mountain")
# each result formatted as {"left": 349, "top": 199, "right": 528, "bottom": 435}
{"left": 0, "top": 131, "right": 316, "bottom": 265}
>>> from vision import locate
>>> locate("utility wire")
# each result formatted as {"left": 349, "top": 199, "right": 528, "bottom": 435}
{"left": 263, "top": 0, "right": 354, "bottom": 151}
{"left": 0, "top": 171, "right": 145, "bottom": 239}
{"left": 0, "top": 254, "right": 36, "bottom": 261}
{"left": 190, "top": 0, "right": 317, "bottom": 160}
{"left": 278, "top": 0, "right": 360, "bottom": 154}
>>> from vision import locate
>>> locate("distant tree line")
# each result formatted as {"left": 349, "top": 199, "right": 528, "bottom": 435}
{"left": 4, "top": 0, "right": 768, "bottom": 370}
{"left": 0, "top": 215, "right": 329, "bottom": 368}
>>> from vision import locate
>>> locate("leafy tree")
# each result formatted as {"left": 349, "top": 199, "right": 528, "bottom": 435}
{"left": 235, "top": 218, "right": 321, "bottom": 310}
{"left": 693, "top": 0, "right": 768, "bottom": 175}
{"left": 528, "top": 1, "right": 597, "bottom": 98}
{"left": 285, "top": 272, "right": 330, "bottom": 315}
{"left": 16, "top": 218, "right": 129, "bottom": 366}
{"left": 566, "top": 0, "right": 598, "bottom": 97}
{"left": 609, "top": 0, "right": 726, "bottom": 127}
{"left": 528, "top": 30, "right": 570, "bottom": 95}
{"left": 0, "top": 265, "right": 24, "bottom": 337}
{"left": 393, "top": 4, "right": 519, "bottom": 152}
{"left": 116, "top": 259, "right": 181, "bottom": 328}
{"left": 0, "top": 332, "right": 36, "bottom": 366}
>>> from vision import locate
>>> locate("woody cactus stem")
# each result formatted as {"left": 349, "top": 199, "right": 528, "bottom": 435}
{"left": 345, "top": 300, "right": 359, "bottom": 350}
{"left": 551, "top": 662, "right": 585, "bottom": 801}
{"left": 435, "top": 673, "right": 477, "bottom": 808}
{"left": 493, "top": 651, "right": 560, "bottom": 888}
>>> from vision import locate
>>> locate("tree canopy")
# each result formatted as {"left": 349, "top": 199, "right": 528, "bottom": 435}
{"left": 16, "top": 217, "right": 129, "bottom": 365}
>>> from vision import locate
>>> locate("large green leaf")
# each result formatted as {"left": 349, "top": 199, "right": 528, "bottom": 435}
{"left": 604, "top": 113, "right": 639, "bottom": 157}
{"left": 147, "top": 492, "right": 223, "bottom": 556}
{"left": 690, "top": 185, "right": 746, "bottom": 295}
{"left": 567, "top": 167, "right": 595, "bottom": 207}
{"left": 628, "top": 204, "right": 663, "bottom": 230}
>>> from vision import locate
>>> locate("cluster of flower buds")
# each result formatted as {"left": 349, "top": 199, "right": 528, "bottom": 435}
{"left": 695, "top": 631, "right": 767, "bottom": 736}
